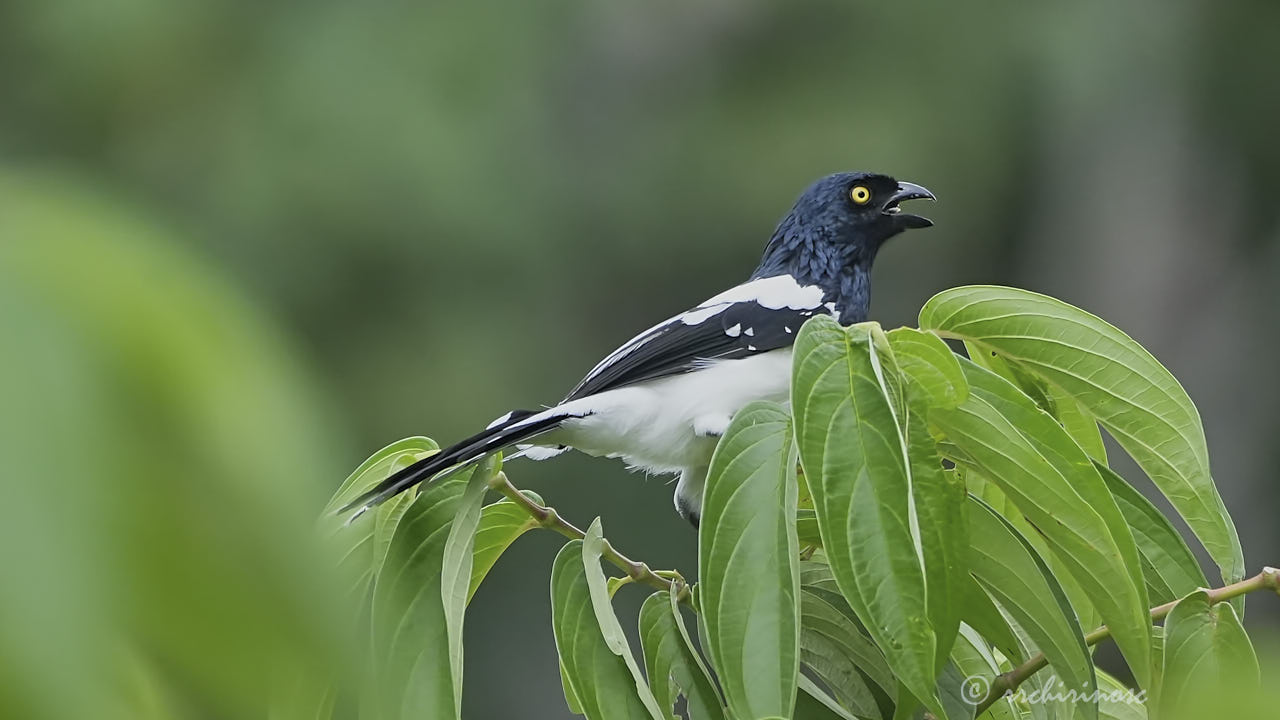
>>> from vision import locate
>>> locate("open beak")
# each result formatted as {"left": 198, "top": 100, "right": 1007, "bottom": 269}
{"left": 881, "top": 180, "right": 936, "bottom": 229}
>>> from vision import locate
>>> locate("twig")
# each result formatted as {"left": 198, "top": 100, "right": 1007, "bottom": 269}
{"left": 970, "top": 566, "right": 1280, "bottom": 717}
{"left": 487, "top": 471, "right": 691, "bottom": 603}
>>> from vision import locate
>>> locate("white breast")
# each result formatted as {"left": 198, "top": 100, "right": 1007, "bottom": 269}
{"left": 552, "top": 348, "right": 794, "bottom": 474}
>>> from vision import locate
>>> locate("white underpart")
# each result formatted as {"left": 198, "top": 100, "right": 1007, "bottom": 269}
{"left": 516, "top": 349, "right": 794, "bottom": 477}
{"left": 693, "top": 414, "right": 733, "bottom": 437}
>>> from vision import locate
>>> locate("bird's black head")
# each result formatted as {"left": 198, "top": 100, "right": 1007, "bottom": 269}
{"left": 786, "top": 170, "right": 934, "bottom": 245}
{"left": 752, "top": 171, "right": 936, "bottom": 318}
{"left": 755, "top": 171, "right": 934, "bottom": 274}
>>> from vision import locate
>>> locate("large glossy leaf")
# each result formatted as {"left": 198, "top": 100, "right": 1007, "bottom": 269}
{"left": 638, "top": 588, "right": 726, "bottom": 720}
{"left": 929, "top": 359, "right": 1151, "bottom": 687}
{"left": 551, "top": 537, "right": 664, "bottom": 720}
{"left": 920, "top": 286, "right": 1243, "bottom": 589}
{"left": 369, "top": 457, "right": 495, "bottom": 720}
{"left": 966, "top": 497, "right": 1096, "bottom": 719}
{"left": 467, "top": 489, "right": 543, "bottom": 603}
{"left": 1157, "top": 590, "right": 1259, "bottom": 716}
{"left": 1094, "top": 463, "right": 1206, "bottom": 605}
{"left": 699, "top": 401, "right": 800, "bottom": 719}
{"left": 791, "top": 317, "right": 944, "bottom": 718}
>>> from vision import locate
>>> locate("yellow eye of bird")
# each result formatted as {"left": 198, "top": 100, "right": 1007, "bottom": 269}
{"left": 850, "top": 185, "right": 871, "bottom": 205}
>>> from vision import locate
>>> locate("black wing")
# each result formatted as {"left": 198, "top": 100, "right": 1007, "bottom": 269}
{"left": 564, "top": 274, "right": 833, "bottom": 401}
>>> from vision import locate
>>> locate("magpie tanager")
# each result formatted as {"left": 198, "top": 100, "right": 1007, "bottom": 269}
{"left": 342, "top": 172, "right": 935, "bottom": 527}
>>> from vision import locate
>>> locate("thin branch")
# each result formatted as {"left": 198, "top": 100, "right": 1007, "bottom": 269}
{"left": 487, "top": 471, "right": 691, "bottom": 603}
{"left": 971, "top": 566, "right": 1280, "bottom": 717}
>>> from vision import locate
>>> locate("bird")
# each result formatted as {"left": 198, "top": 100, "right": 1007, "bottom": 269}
{"left": 341, "top": 171, "right": 935, "bottom": 527}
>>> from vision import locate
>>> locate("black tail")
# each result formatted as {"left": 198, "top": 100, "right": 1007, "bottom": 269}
{"left": 339, "top": 409, "right": 567, "bottom": 517}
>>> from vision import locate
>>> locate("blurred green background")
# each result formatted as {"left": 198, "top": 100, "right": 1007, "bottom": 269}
{"left": 3, "top": 0, "right": 1278, "bottom": 718}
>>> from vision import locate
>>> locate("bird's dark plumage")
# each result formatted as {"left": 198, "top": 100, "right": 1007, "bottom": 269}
{"left": 341, "top": 171, "right": 935, "bottom": 521}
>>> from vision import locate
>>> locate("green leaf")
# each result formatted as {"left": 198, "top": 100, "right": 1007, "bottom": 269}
{"left": 559, "top": 655, "right": 585, "bottom": 716}
{"left": 439, "top": 459, "right": 492, "bottom": 716}
{"left": 886, "top": 326, "right": 969, "bottom": 409}
{"left": 1094, "top": 463, "right": 1207, "bottom": 605}
{"left": 1157, "top": 590, "right": 1259, "bottom": 716}
{"left": 369, "top": 456, "right": 495, "bottom": 720}
{"left": 801, "top": 588, "right": 896, "bottom": 700}
{"left": 551, "top": 537, "right": 664, "bottom": 720}
{"left": 962, "top": 470, "right": 1102, "bottom": 633}
{"left": 792, "top": 317, "right": 944, "bottom": 718}
{"left": 373, "top": 488, "right": 422, "bottom": 579}
{"left": 966, "top": 497, "right": 1096, "bottom": 719}
{"left": 963, "top": 341, "right": 1107, "bottom": 465}
{"left": 638, "top": 588, "right": 726, "bottom": 720}
{"left": 920, "top": 286, "right": 1243, "bottom": 590}
{"left": 582, "top": 520, "right": 667, "bottom": 718}
{"left": 887, "top": 328, "right": 971, "bottom": 680}
{"left": 801, "top": 633, "right": 881, "bottom": 718}
{"left": 324, "top": 436, "right": 438, "bottom": 511}
{"left": 934, "top": 662, "right": 978, "bottom": 720}
{"left": 929, "top": 359, "right": 1151, "bottom": 687}
{"left": 322, "top": 437, "right": 439, "bottom": 601}
{"left": 798, "top": 509, "right": 823, "bottom": 548}
{"left": 949, "top": 624, "right": 1020, "bottom": 720}
{"left": 1096, "top": 670, "right": 1146, "bottom": 720}
{"left": 996, "top": 606, "right": 1066, "bottom": 720}
{"left": 1046, "top": 384, "right": 1108, "bottom": 465}
{"left": 955, "top": 575, "right": 1023, "bottom": 668}
{"left": 899, "top": 375, "right": 968, "bottom": 675}
{"left": 699, "top": 401, "right": 801, "bottom": 719}
{"left": 800, "top": 591, "right": 890, "bottom": 718}
{"left": 795, "top": 675, "right": 864, "bottom": 720}
{"left": 467, "top": 489, "right": 543, "bottom": 603}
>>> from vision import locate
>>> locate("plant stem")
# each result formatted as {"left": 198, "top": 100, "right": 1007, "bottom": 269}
{"left": 970, "top": 566, "right": 1280, "bottom": 717}
{"left": 487, "top": 471, "right": 691, "bottom": 602}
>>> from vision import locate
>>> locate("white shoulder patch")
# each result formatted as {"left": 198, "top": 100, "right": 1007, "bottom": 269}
{"left": 696, "top": 274, "right": 824, "bottom": 312}
{"left": 679, "top": 304, "right": 729, "bottom": 325}
{"left": 485, "top": 411, "right": 515, "bottom": 429}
